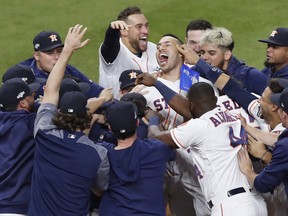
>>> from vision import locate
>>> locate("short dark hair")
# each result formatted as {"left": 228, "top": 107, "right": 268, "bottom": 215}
{"left": 186, "top": 19, "right": 212, "bottom": 36}
{"left": 117, "top": 6, "right": 142, "bottom": 21}
{"left": 162, "top": 33, "right": 184, "bottom": 45}
{"left": 52, "top": 112, "right": 92, "bottom": 132}
{"left": 269, "top": 78, "right": 286, "bottom": 94}
{"left": 187, "top": 82, "right": 216, "bottom": 104}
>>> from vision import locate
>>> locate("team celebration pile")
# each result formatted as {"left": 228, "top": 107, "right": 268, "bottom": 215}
{"left": 1, "top": 5, "right": 288, "bottom": 216}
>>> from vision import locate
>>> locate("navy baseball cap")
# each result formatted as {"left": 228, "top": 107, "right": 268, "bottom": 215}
{"left": 119, "top": 69, "right": 143, "bottom": 90}
{"left": 106, "top": 101, "right": 138, "bottom": 137}
{"left": 59, "top": 78, "right": 90, "bottom": 99}
{"left": 0, "top": 78, "right": 40, "bottom": 110}
{"left": 120, "top": 92, "right": 147, "bottom": 117}
{"left": 33, "top": 31, "right": 64, "bottom": 52}
{"left": 2, "top": 64, "right": 46, "bottom": 84}
{"left": 258, "top": 28, "right": 288, "bottom": 46}
{"left": 59, "top": 91, "right": 88, "bottom": 115}
{"left": 270, "top": 87, "right": 288, "bottom": 113}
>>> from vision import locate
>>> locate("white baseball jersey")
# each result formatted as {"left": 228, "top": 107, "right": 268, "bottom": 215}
{"left": 99, "top": 39, "right": 158, "bottom": 99}
{"left": 170, "top": 107, "right": 267, "bottom": 215}
{"left": 217, "top": 95, "right": 261, "bottom": 129}
{"left": 142, "top": 78, "right": 184, "bottom": 130}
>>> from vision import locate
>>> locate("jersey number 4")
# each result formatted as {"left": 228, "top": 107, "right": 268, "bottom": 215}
{"left": 229, "top": 126, "right": 248, "bottom": 148}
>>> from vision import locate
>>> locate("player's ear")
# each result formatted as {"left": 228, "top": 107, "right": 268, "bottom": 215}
{"left": 33, "top": 51, "right": 40, "bottom": 61}
{"left": 224, "top": 50, "right": 232, "bottom": 61}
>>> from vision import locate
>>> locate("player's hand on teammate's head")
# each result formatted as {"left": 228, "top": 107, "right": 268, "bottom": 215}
{"left": 64, "top": 24, "right": 90, "bottom": 52}
{"left": 135, "top": 72, "right": 157, "bottom": 86}
{"left": 110, "top": 20, "right": 131, "bottom": 31}
{"left": 130, "top": 84, "right": 149, "bottom": 95}
{"left": 176, "top": 44, "right": 200, "bottom": 65}
{"left": 247, "top": 134, "right": 267, "bottom": 159}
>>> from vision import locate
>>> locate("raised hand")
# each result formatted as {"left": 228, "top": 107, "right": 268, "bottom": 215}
{"left": 110, "top": 20, "right": 131, "bottom": 31}
{"left": 64, "top": 24, "right": 90, "bottom": 52}
{"left": 135, "top": 73, "right": 157, "bottom": 86}
{"left": 176, "top": 44, "right": 200, "bottom": 65}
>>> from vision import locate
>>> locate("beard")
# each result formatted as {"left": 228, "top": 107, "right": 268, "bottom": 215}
{"left": 264, "top": 60, "right": 275, "bottom": 69}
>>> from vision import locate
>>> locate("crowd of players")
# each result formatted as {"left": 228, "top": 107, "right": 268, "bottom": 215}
{"left": 1, "top": 5, "right": 288, "bottom": 216}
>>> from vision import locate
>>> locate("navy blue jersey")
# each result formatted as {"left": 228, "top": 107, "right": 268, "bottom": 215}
{"left": 28, "top": 103, "right": 109, "bottom": 216}
{"left": 99, "top": 139, "right": 175, "bottom": 216}
{"left": 254, "top": 128, "right": 288, "bottom": 195}
{"left": 0, "top": 111, "right": 36, "bottom": 214}
{"left": 20, "top": 58, "right": 104, "bottom": 99}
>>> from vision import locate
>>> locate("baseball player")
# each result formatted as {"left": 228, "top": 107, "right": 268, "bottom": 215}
{"left": 99, "top": 6, "right": 159, "bottom": 99}
{"left": 141, "top": 34, "right": 215, "bottom": 216}
{"left": 19, "top": 29, "right": 104, "bottom": 100}
{"left": 177, "top": 43, "right": 288, "bottom": 216}
{"left": 136, "top": 72, "right": 268, "bottom": 215}
{"left": 28, "top": 25, "right": 110, "bottom": 216}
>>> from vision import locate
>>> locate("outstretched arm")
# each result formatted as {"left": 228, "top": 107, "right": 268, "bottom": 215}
{"left": 177, "top": 44, "right": 257, "bottom": 111}
{"left": 42, "top": 24, "right": 89, "bottom": 105}
{"left": 100, "top": 21, "right": 131, "bottom": 63}
{"left": 135, "top": 73, "right": 192, "bottom": 119}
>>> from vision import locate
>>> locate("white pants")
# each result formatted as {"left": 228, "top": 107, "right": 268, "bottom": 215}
{"left": 211, "top": 193, "right": 267, "bottom": 216}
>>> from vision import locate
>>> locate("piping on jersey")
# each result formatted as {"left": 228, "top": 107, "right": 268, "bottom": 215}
{"left": 131, "top": 50, "right": 149, "bottom": 72}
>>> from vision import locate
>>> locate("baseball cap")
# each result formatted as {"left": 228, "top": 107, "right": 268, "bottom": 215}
{"left": 59, "top": 78, "right": 90, "bottom": 99}
{"left": 106, "top": 101, "right": 138, "bottom": 137}
{"left": 258, "top": 28, "right": 288, "bottom": 46}
{"left": 120, "top": 92, "right": 147, "bottom": 117}
{"left": 278, "top": 78, "right": 288, "bottom": 88}
{"left": 119, "top": 69, "right": 142, "bottom": 90}
{"left": 59, "top": 91, "right": 88, "bottom": 115}
{"left": 0, "top": 78, "right": 40, "bottom": 110}
{"left": 270, "top": 87, "right": 288, "bottom": 113}
{"left": 2, "top": 64, "right": 46, "bottom": 84}
{"left": 33, "top": 31, "right": 64, "bottom": 52}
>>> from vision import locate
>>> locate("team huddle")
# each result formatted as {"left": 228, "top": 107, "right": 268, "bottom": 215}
{"left": 1, "top": 5, "right": 288, "bottom": 216}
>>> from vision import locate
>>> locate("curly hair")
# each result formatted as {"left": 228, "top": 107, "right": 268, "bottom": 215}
{"left": 52, "top": 112, "right": 92, "bottom": 132}
{"left": 200, "top": 27, "right": 234, "bottom": 51}
{"left": 117, "top": 6, "right": 142, "bottom": 21}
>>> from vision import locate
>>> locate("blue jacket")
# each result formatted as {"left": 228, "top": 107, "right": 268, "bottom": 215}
{"left": 254, "top": 128, "right": 288, "bottom": 196}
{"left": 226, "top": 56, "right": 268, "bottom": 95}
{"left": 20, "top": 57, "right": 104, "bottom": 99}
{"left": 0, "top": 110, "right": 36, "bottom": 214}
{"left": 262, "top": 64, "right": 288, "bottom": 79}
{"left": 99, "top": 139, "right": 175, "bottom": 216}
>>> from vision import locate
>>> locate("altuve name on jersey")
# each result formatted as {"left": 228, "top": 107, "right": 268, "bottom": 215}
{"left": 209, "top": 111, "right": 237, "bottom": 127}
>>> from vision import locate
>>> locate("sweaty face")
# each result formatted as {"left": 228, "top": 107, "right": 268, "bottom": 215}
{"left": 186, "top": 30, "right": 205, "bottom": 55}
{"left": 34, "top": 47, "right": 63, "bottom": 73}
{"left": 264, "top": 44, "right": 288, "bottom": 71}
{"left": 126, "top": 14, "right": 149, "bottom": 53}
{"left": 156, "top": 36, "right": 182, "bottom": 72}
{"left": 200, "top": 44, "right": 226, "bottom": 69}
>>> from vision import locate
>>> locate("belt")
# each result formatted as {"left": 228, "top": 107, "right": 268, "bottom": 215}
{"left": 207, "top": 187, "right": 250, "bottom": 209}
